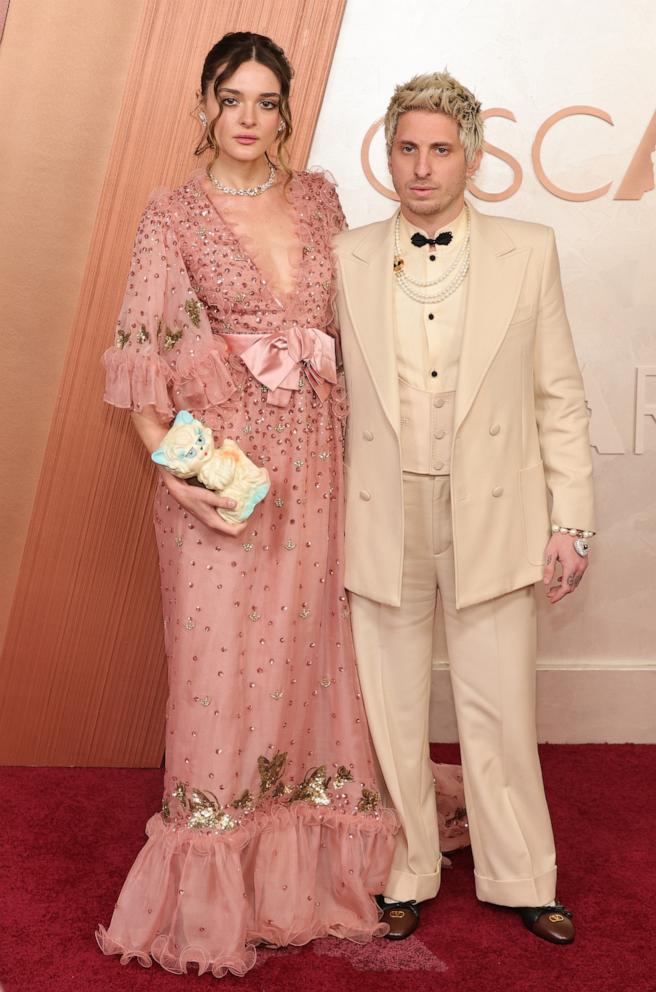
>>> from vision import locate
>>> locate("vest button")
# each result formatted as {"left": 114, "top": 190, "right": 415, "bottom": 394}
{"left": 362, "top": 430, "right": 374, "bottom": 441}
{"left": 359, "top": 490, "right": 372, "bottom": 501}
{"left": 492, "top": 486, "right": 504, "bottom": 497}
{"left": 489, "top": 424, "right": 501, "bottom": 436}
{"left": 433, "top": 461, "right": 444, "bottom": 472}
{"left": 433, "top": 397, "right": 445, "bottom": 408}
{"left": 430, "top": 369, "right": 438, "bottom": 377}
{"left": 434, "top": 430, "right": 446, "bottom": 439}
{"left": 428, "top": 313, "right": 435, "bottom": 320}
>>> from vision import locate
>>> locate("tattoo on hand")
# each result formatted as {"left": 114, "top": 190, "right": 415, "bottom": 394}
{"left": 567, "top": 575, "right": 575, "bottom": 587}
{"left": 546, "top": 555, "right": 552, "bottom": 565}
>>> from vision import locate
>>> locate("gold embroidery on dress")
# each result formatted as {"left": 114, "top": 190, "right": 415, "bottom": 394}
{"left": 185, "top": 786, "right": 237, "bottom": 831}
{"left": 333, "top": 766, "right": 354, "bottom": 789}
{"left": 116, "top": 328, "right": 131, "bottom": 349}
{"left": 258, "top": 751, "right": 288, "bottom": 795}
{"left": 231, "top": 789, "right": 255, "bottom": 813}
{"left": 163, "top": 325, "right": 184, "bottom": 351}
{"left": 185, "top": 299, "right": 202, "bottom": 327}
{"left": 289, "top": 766, "right": 331, "bottom": 806}
{"left": 136, "top": 324, "right": 150, "bottom": 344}
{"left": 163, "top": 754, "right": 381, "bottom": 833}
{"left": 164, "top": 780, "right": 236, "bottom": 831}
{"left": 356, "top": 788, "right": 380, "bottom": 813}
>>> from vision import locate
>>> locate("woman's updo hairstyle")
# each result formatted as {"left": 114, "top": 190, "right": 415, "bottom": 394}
{"left": 195, "top": 32, "right": 293, "bottom": 178}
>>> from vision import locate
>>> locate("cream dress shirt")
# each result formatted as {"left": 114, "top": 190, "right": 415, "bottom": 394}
{"left": 394, "top": 205, "right": 468, "bottom": 393}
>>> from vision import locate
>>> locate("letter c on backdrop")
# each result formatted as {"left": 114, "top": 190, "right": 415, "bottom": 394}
{"left": 532, "top": 105, "right": 613, "bottom": 201}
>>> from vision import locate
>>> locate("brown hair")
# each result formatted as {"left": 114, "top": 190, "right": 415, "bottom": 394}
{"left": 194, "top": 32, "right": 293, "bottom": 179}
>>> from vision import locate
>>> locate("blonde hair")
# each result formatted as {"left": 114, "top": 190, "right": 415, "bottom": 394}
{"left": 384, "top": 71, "right": 484, "bottom": 164}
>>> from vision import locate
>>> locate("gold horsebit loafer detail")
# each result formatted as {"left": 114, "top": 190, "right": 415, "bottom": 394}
{"left": 376, "top": 896, "right": 420, "bottom": 940}
{"left": 518, "top": 902, "right": 575, "bottom": 944}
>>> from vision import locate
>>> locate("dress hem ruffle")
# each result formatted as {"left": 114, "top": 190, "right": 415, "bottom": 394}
{"left": 97, "top": 802, "right": 396, "bottom": 979}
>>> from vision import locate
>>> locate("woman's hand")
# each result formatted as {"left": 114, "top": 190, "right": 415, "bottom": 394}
{"left": 130, "top": 407, "right": 247, "bottom": 537}
{"left": 159, "top": 470, "right": 248, "bottom": 536}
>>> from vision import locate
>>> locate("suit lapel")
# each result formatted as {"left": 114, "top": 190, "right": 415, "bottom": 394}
{"left": 453, "top": 204, "right": 530, "bottom": 434}
{"left": 340, "top": 213, "right": 400, "bottom": 435}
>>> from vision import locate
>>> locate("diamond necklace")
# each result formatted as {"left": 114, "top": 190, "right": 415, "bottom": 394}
{"left": 393, "top": 208, "right": 471, "bottom": 304}
{"left": 207, "top": 161, "right": 277, "bottom": 197}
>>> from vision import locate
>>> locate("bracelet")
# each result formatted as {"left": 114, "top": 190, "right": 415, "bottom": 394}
{"left": 551, "top": 524, "right": 595, "bottom": 538}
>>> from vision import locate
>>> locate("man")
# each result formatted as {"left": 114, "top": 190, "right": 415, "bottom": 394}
{"left": 333, "top": 72, "right": 594, "bottom": 945}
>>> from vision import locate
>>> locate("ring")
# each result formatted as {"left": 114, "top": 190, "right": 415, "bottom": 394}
{"left": 573, "top": 538, "right": 590, "bottom": 558}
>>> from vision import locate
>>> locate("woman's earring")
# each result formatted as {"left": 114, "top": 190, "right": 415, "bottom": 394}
{"left": 199, "top": 111, "right": 208, "bottom": 127}
{"left": 277, "top": 121, "right": 285, "bottom": 134}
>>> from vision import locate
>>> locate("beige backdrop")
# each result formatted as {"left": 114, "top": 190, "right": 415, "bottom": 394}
{"left": 0, "top": 0, "right": 346, "bottom": 766}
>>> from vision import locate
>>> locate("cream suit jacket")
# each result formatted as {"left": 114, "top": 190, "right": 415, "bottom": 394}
{"left": 334, "top": 203, "right": 595, "bottom": 610}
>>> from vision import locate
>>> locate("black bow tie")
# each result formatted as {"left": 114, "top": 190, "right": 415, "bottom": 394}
{"left": 410, "top": 231, "right": 453, "bottom": 248}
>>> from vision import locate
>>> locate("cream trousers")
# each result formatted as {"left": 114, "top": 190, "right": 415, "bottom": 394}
{"left": 349, "top": 473, "right": 557, "bottom": 906}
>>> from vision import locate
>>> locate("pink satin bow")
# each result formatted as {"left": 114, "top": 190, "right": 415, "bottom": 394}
{"left": 226, "top": 326, "right": 337, "bottom": 407}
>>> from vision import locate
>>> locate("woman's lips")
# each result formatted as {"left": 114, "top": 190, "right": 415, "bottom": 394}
{"left": 234, "top": 135, "right": 258, "bottom": 144}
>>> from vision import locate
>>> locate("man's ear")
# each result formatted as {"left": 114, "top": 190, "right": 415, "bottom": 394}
{"left": 466, "top": 147, "right": 483, "bottom": 179}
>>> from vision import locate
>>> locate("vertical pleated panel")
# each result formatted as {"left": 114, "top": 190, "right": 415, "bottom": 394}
{"left": 0, "top": 0, "right": 346, "bottom": 766}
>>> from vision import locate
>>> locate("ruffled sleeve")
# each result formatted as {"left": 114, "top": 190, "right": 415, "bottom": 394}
{"left": 102, "top": 194, "right": 235, "bottom": 422}
{"left": 304, "top": 169, "right": 346, "bottom": 237}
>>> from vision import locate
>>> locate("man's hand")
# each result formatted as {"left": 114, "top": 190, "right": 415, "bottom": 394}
{"left": 542, "top": 533, "right": 589, "bottom": 604}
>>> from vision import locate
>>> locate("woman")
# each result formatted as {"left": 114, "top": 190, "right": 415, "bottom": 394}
{"left": 96, "top": 32, "right": 397, "bottom": 979}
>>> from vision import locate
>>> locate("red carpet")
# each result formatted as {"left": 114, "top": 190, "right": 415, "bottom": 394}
{"left": 1, "top": 744, "right": 654, "bottom": 992}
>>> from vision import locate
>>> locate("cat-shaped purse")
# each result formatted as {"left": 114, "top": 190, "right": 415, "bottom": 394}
{"left": 151, "top": 411, "right": 270, "bottom": 524}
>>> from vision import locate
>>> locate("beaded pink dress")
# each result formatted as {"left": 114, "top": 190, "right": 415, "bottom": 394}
{"left": 97, "top": 170, "right": 467, "bottom": 979}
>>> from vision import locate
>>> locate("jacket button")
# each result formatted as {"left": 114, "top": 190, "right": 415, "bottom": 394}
{"left": 434, "top": 429, "right": 446, "bottom": 439}
{"left": 433, "top": 461, "right": 444, "bottom": 472}
{"left": 359, "top": 490, "right": 371, "bottom": 501}
{"left": 433, "top": 397, "right": 445, "bottom": 409}
{"left": 362, "top": 430, "right": 374, "bottom": 441}
{"left": 489, "top": 424, "right": 501, "bottom": 436}
{"left": 492, "top": 486, "right": 504, "bottom": 497}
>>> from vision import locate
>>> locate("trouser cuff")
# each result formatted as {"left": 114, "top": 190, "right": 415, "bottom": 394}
{"left": 474, "top": 865, "right": 557, "bottom": 907}
{"left": 385, "top": 858, "right": 442, "bottom": 904}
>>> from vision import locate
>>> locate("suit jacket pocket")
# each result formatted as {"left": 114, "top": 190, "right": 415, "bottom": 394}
{"left": 519, "top": 461, "right": 550, "bottom": 566}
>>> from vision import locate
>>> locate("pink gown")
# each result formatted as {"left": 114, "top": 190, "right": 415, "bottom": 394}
{"left": 97, "top": 170, "right": 467, "bottom": 979}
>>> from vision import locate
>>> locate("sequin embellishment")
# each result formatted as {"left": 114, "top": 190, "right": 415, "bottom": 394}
{"left": 289, "top": 766, "right": 331, "bottom": 806}
{"left": 184, "top": 298, "right": 203, "bottom": 327}
{"left": 356, "top": 788, "right": 380, "bottom": 813}
{"left": 163, "top": 326, "right": 184, "bottom": 351}
{"left": 333, "top": 766, "right": 354, "bottom": 789}
{"left": 258, "top": 751, "right": 288, "bottom": 796}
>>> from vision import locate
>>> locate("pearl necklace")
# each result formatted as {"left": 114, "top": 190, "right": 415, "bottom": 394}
{"left": 207, "top": 161, "right": 277, "bottom": 197}
{"left": 393, "top": 208, "right": 471, "bottom": 304}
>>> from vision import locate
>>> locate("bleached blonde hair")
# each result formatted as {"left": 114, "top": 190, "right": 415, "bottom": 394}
{"left": 384, "top": 71, "right": 484, "bottom": 164}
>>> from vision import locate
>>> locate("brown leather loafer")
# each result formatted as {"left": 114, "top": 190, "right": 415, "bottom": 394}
{"left": 518, "top": 902, "right": 575, "bottom": 944}
{"left": 376, "top": 896, "right": 420, "bottom": 940}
